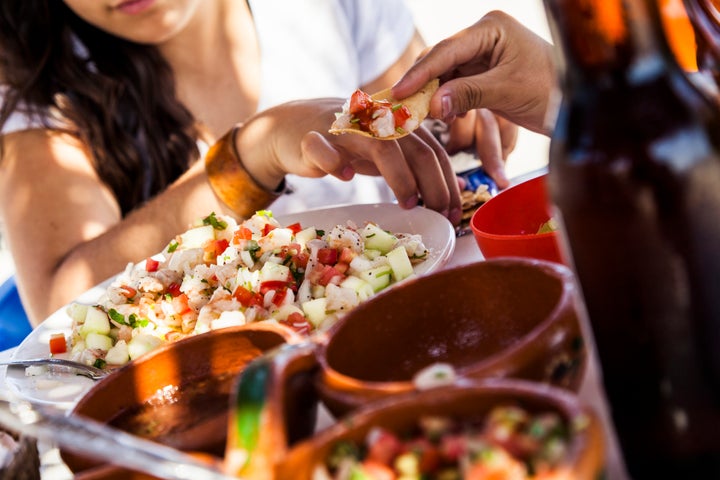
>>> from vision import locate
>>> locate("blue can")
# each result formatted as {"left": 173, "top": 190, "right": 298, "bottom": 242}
{"left": 459, "top": 166, "right": 498, "bottom": 196}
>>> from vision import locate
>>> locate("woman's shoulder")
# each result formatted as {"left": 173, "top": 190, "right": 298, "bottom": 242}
{"left": 0, "top": 85, "right": 48, "bottom": 136}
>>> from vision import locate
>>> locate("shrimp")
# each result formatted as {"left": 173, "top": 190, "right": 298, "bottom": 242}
{"left": 324, "top": 225, "right": 364, "bottom": 253}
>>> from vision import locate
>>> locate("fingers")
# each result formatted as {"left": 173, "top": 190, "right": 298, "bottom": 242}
{"left": 391, "top": 19, "right": 494, "bottom": 101}
{"left": 474, "top": 109, "right": 509, "bottom": 190}
{"left": 497, "top": 116, "right": 519, "bottom": 159}
{"left": 299, "top": 132, "right": 356, "bottom": 180}
{"left": 300, "top": 130, "right": 462, "bottom": 225}
{"left": 408, "top": 127, "right": 463, "bottom": 224}
{"left": 445, "top": 112, "right": 476, "bottom": 154}
{"left": 392, "top": 11, "right": 555, "bottom": 134}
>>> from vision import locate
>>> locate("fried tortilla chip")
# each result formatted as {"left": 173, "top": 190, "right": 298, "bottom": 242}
{"left": 329, "top": 78, "right": 439, "bottom": 140}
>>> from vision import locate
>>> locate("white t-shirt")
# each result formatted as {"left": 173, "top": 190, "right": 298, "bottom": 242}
{"left": 250, "top": 0, "right": 416, "bottom": 215}
{"left": 1, "top": 0, "right": 417, "bottom": 216}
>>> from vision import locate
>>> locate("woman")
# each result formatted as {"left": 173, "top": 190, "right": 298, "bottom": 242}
{"left": 0, "top": 0, "right": 502, "bottom": 326}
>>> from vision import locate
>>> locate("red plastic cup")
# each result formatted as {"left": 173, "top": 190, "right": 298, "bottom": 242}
{"left": 470, "top": 173, "right": 565, "bottom": 264}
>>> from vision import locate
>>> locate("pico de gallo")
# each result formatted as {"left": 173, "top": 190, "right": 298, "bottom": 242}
{"left": 332, "top": 89, "right": 418, "bottom": 138}
{"left": 64, "top": 211, "right": 429, "bottom": 368}
{"left": 319, "top": 405, "right": 575, "bottom": 480}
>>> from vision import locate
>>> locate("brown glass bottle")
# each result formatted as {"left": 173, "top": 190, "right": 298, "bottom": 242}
{"left": 543, "top": 0, "right": 720, "bottom": 477}
{"left": 683, "top": 0, "right": 720, "bottom": 86}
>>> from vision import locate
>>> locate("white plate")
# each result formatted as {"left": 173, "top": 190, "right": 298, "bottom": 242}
{"left": 3, "top": 282, "right": 111, "bottom": 408}
{"left": 3, "top": 203, "right": 455, "bottom": 408}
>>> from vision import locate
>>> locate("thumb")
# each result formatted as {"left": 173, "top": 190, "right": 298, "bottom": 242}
{"left": 430, "top": 77, "right": 486, "bottom": 122}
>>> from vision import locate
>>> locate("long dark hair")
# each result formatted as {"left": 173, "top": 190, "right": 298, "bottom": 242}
{"left": 0, "top": 1, "right": 199, "bottom": 215}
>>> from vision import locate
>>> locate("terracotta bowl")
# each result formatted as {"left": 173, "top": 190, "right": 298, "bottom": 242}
{"left": 228, "top": 378, "right": 605, "bottom": 480}
{"left": 62, "top": 322, "right": 305, "bottom": 478}
{"left": 225, "top": 258, "right": 589, "bottom": 478}
{"left": 319, "top": 257, "right": 587, "bottom": 416}
{"left": 470, "top": 173, "right": 566, "bottom": 264}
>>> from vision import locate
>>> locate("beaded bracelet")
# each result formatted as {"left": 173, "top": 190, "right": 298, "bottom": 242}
{"left": 204, "top": 124, "right": 286, "bottom": 219}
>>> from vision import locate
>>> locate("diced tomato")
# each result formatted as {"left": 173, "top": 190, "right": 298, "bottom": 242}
{"left": 49, "top": 333, "right": 67, "bottom": 355}
{"left": 291, "top": 251, "right": 309, "bottom": 270}
{"left": 334, "top": 262, "right": 349, "bottom": 275}
{"left": 317, "top": 247, "right": 338, "bottom": 265}
{"left": 270, "top": 288, "right": 288, "bottom": 306}
{"left": 366, "top": 428, "right": 403, "bottom": 465}
{"left": 203, "top": 238, "right": 229, "bottom": 263}
{"left": 166, "top": 282, "right": 182, "bottom": 297}
{"left": 145, "top": 257, "right": 160, "bottom": 272}
{"left": 280, "top": 312, "right": 313, "bottom": 335}
{"left": 262, "top": 223, "right": 277, "bottom": 236}
{"left": 233, "top": 285, "right": 264, "bottom": 307}
{"left": 119, "top": 285, "right": 137, "bottom": 299}
{"left": 172, "top": 293, "right": 193, "bottom": 315}
{"left": 439, "top": 433, "right": 467, "bottom": 462}
{"left": 402, "top": 438, "right": 441, "bottom": 474}
{"left": 286, "top": 222, "right": 303, "bottom": 234}
{"left": 318, "top": 265, "right": 344, "bottom": 286}
{"left": 349, "top": 89, "right": 372, "bottom": 114}
{"left": 338, "top": 247, "right": 356, "bottom": 264}
{"left": 392, "top": 104, "right": 412, "bottom": 128}
{"left": 259, "top": 280, "right": 289, "bottom": 295}
{"left": 233, "top": 226, "right": 253, "bottom": 243}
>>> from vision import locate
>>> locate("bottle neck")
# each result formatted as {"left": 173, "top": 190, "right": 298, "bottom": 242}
{"left": 545, "top": 0, "right": 680, "bottom": 88}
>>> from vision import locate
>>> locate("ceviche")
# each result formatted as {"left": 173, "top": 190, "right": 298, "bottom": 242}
{"left": 329, "top": 79, "right": 438, "bottom": 140}
{"left": 318, "top": 405, "right": 574, "bottom": 480}
{"left": 62, "top": 211, "right": 429, "bottom": 368}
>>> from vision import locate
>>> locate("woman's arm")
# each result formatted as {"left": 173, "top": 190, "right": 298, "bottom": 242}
{"left": 0, "top": 129, "right": 226, "bottom": 325}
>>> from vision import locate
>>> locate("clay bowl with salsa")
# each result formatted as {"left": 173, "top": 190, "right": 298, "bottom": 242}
{"left": 471, "top": 173, "right": 566, "bottom": 264}
{"left": 225, "top": 257, "right": 589, "bottom": 477}
{"left": 229, "top": 378, "right": 605, "bottom": 480}
{"left": 62, "top": 322, "right": 306, "bottom": 479}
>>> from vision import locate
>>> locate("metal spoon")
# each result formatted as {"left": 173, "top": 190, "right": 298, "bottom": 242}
{"left": 0, "top": 358, "right": 109, "bottom": 380}
{"left": 0, "top": 391, "right": 239, "bottom": 480}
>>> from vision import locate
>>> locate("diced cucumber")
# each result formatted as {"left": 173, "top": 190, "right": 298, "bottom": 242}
{"left": 259, "top": 262, "right": 291, "bottom": 283}
{"left": 387, "top": 245, "right": 415, "bottom": 282}
{"left": 105, "top": 340, "right": 130, "bottom": 365}
{"left": 81, "top": 307, "right": 111, "bottom": 337}
{"left": 179, "top": 224, "right": 215, "bottom": 249}
{"left": 363, "top": 249, "right": 382, "bottom": 260}
{"left": 360, "top": 223, "right": 397, "bottom": 254}
{"left": 272, "top": 304, "right": 304, "bottom": 321}
{"left": 210, "top": 311, "right": 246, "bottom": 331}
{"left": 302, "top": 297, "right": 327, "bottom": 327}
{"left": 358, "top": 265, "right": 392, "bottom": 292}
{"left": 264, "top": 227, "right": 294, "bottom": 247}
{"left": 340, "top": 275, "right": 375, "bottom": 302}
{"left": 66, "top": 303, "right": 89, "bottom": 324}
{"left": 128, "top": 334, "right": 162, "bottom": 360}
{"left": 84, "top": 332, "right": 114, "bottom": 352}
{"left": 294, "top": 227, "right": 317, "bottom": 247}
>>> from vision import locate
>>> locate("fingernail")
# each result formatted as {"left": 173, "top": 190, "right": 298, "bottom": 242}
{"left": 441, "top": 95, "right": 453, "bottom": 120}
{"left": 404, "top": 195, "right": 419, "bottom": 209}
{"left": 341, "top": 166, "right": 355, "bottom": 180}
